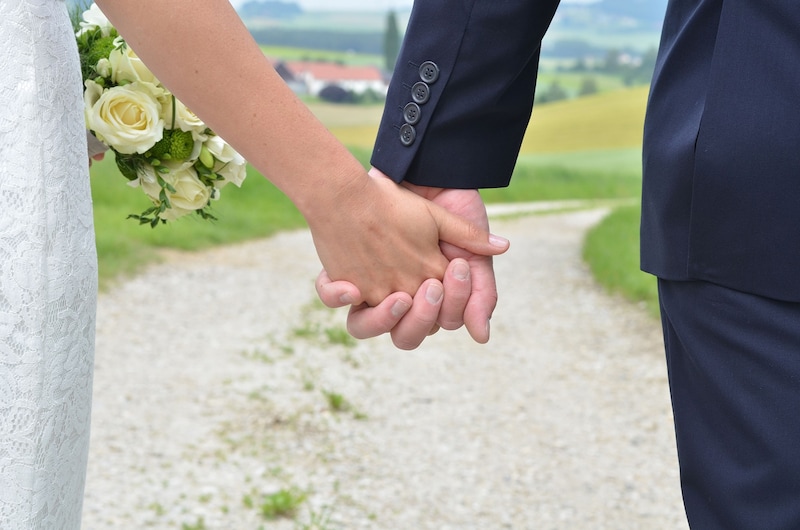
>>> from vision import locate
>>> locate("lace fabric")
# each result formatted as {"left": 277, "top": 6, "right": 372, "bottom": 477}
{"left": 0, "top": 1, "right": 98, "bottom": 529}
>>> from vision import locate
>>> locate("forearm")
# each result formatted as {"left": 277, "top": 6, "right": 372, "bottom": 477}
{"left": 94, "top": 0, "right": 362, "bottom": 217}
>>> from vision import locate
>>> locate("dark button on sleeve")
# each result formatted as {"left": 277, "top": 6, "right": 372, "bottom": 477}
{"left": 399, "top": 123, "right": 416, "bottom": 146}
{"left": 403, "top": 102, "right": 421, "bottom": 125}
{"left": 411, "top": 81, "right": 430, "bottom": 104}
{"left": 419, "top": 61, "right": 440, "bottom": 84}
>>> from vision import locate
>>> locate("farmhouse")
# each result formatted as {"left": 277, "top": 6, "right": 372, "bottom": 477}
{"left": 272, "top": 60, "right": 388, "bottom": 97}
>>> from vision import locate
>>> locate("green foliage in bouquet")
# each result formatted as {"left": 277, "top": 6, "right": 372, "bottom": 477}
{"left": 74, "top": 3, "right": 247, "bottom": 227}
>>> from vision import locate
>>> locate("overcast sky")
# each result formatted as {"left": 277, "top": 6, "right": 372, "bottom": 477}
{"left": 230, "top": 0, "right": 596, "bottom": 12}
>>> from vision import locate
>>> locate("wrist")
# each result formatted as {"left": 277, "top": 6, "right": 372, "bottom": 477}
{"left": 296, "top": 163, "right": 370, "bottom": 227}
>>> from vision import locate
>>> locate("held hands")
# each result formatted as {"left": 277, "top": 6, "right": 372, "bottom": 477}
{"left": 306, "top": 170, "right": 508, "bottom": 309}
{"left": 316, "top": 168, "right": 502, "bottom": 349}
{"left": 401, "top": 181, "right": 499, "bottom": 342}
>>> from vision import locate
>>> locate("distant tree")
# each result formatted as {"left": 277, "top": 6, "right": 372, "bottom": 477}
{"left": 571, "top": 57, "right": 589, "bottom": 72}
{"left": 623, "top": 46, "right": 659, "bottom": 85}
{"left": 602, "top": 49, "right": 623, "bottom": 74}
{"left": 383, "top": 10, "right": 401, "bottom": 72}
{"left": 637, "top": 46, "right": 659, "bottom": 80}
{"left": 535, "top": 81, "right": 569, "bottom": 104}
{"left": 578, "top": 77, "right": 599, "bottom": 97}
{"left": 319, "top": 84, "right": 354, "bottom": 104}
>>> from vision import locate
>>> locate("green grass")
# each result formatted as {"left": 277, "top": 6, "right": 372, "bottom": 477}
{"left": 322, "top": 390, "right": 349, "bottom": 412}
{"left": 91, "top": 155, "right": 306, "bottom": 286}
{"left": 583, "top": 204, "right": 658, "bottom": 316}
{"left": 516, "top": 148, "right": 642, "bottom": 172}
{"left": 243, "top": 488, "right": 307, "bottom": 520}
{"left": 481, "top": 148, "right": 642, "bottom": 203}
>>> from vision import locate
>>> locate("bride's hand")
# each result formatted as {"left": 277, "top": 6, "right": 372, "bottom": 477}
{"left": 88, "top": 153, "right": 105, "bottom": 167}
{"left": 305, "top": 174, "right": 508, "bottom": 307}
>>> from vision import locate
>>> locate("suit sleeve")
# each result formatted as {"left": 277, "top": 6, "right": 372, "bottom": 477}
{"left": 371, "top": 0, "right": 561, "bottom": 189}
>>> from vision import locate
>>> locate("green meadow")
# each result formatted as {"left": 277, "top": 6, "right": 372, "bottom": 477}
{"left": 91, "top": 84, "right": 656, "bottom": 314}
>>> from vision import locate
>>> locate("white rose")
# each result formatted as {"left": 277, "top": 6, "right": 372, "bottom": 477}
{"left": 161, "top": 98, "right": 207, "bottom": 140}
{"left": 76, "top": 4, "right": 114, "bottom": 38}
{"left": 109, "top": 45, "right": 159, "bottom": 86}
{"left": 136, "top": 162, "right": 211, "bottom": 220}
{"left": 204, "top": 135, "right": 238, "bottom": 163}
{"left": 205, "top": 136, "right": 247, "bottom": 188}
{"left": 87, "top": 83, "right": 164, "bottom": 154}
{"left": 213, "top": 157, "right": 247, "bottom": 189}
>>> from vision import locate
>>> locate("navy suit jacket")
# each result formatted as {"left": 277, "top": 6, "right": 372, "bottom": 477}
{"left": 371, "top": 0, "right": 800, "bottom": 302}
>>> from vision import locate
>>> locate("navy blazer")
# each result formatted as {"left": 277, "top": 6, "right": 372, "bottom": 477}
{"left": 371, "top": 0, "right": 800, "bottom": 302}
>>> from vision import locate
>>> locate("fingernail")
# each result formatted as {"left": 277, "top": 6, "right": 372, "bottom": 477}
{"left": 453, "top": 261, "right": 470, "bottom": 281}
{"left": 425, "top": 284, "right": 443, "bottom": 305}
{"left": 339, "top": 293, "right": 355, "bottom": 305}
{"left": 489, "top": 234, "right": 509, "bottom": 248}
{"left": 485, "top": 320, "right": 491, "bottom": 339}
{"left": 391, "top": 299, "right": 410, "bottom": 318}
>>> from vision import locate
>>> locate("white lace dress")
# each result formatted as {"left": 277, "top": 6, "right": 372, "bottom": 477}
{"left": 0, "top": 0, "right": 98, "bottom": 528}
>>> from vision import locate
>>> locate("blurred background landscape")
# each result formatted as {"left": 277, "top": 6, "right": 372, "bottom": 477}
{"left": 86, "top": 0, "right": 669, "bottom": 314}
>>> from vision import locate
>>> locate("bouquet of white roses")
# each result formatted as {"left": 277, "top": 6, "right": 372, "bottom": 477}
{"left": 75, "top": 3, "right": 247, "bottom": 227}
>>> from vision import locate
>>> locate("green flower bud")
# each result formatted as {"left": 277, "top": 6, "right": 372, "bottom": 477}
{"left": 199, "top": 145, "right": 215, "bottom": 169}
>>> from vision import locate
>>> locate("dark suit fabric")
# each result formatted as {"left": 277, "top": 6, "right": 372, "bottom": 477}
{"left": 371, "top": 0, "right": 800, "bottom": 527}
{"left": 659, "top": 279, "right": 800, "bottom": 529}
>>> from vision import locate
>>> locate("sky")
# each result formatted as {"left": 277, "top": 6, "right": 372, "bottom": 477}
{"left": 230, "top": 0, "right": 596, "bottom": 12}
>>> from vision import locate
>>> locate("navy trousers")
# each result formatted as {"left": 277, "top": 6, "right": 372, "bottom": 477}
{"left": 658, "top": 280, "right": 800, "bottom": 529}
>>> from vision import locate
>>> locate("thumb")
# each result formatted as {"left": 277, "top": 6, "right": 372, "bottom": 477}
{"left": 431, "top": 205, "right": 510, "bottom": 256}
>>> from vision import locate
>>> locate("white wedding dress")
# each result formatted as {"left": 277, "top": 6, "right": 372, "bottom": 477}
{"left": 0, "top": 1, "right": 98, "bottom": 529}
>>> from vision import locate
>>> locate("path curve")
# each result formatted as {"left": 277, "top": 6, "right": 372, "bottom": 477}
{"left": 82, "top": 209, "right": 688, "bottom": 529}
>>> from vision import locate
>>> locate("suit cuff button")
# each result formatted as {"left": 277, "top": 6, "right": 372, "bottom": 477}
{"left": 419, "top": 61, "right": 440, "bottom": 84}
{"left": 399, "top": 123, "right": 416, "bottom": 146}
{"left": 403, "top": 102, "right": 421, "bottom": 125}
{"left": 411, "top": 82, "right": 430, "bottom": 104}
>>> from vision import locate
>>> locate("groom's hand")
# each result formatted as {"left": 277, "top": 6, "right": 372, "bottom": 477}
{"left": 399, "top": 179, "right": 499, "bottom": 343}
{"left": 315, "top": 168, "right": 502, "bottom": 348}
{"left": 315, "top": 259, "right": 471, "bottom": 350}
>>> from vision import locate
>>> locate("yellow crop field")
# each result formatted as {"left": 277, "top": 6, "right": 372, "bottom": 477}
{"left": 308, "top": 103, "right": 383, "bottom": 148}
{"left": 314, "top": 84, "right": 651, "bottom": 154}
{"left": 520, "top": 85, "right": 649, "bottom": 154}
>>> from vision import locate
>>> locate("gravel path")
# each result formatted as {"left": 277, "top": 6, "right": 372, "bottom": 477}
{"left": 82, "top": 208, "right": 689, "bottom": 529}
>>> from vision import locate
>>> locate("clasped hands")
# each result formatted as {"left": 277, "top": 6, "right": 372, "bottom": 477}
{"left": 312, "top": 168, "right": 507, "bottom": 350}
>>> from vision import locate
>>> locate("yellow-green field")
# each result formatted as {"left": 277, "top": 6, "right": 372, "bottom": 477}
{"left": 317, "top": 85, "right": 649, "bottom": 154}
{"left": 520, "top": 85, "right": 648, "bottom": 153}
